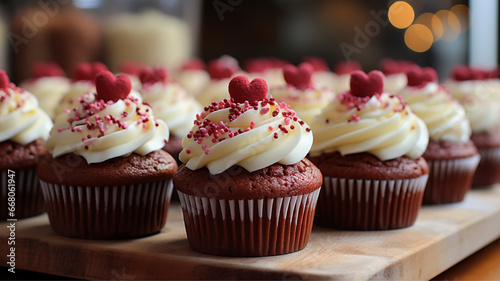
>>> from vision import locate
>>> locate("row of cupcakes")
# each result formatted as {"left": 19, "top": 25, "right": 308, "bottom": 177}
{"left": 1, "top": 57, "right": 498, "bottom": 257}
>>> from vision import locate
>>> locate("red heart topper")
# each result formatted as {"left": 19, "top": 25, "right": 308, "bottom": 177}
{"left": 140, "top": 66, "right": 168, "bottom": 85}
{"left": 228, "top": 75, "right": 268, "bottom": 104}
{"left": 0, "top": 70, "right": 10, "bottom": 91}
{"left": 380, "top": 59, "right": 417, "bottom": 75}
{"left": 302, "top": 56, "right": 329, "bottom": 72}
{"left": 350, "top": 70, "right": 384, "bottom": 97}
{"left": 406, "top": 66, "right": 438, "bottom": 87}
{"left": 283, "top": 63, "right": 314, "bottom": 90}
{"left": 207, "top": 58, "right": 240, "bottom": 80}
{"left": 244, "top": 57, "right": 287, "bottom": 73}
{"left": 72, "top": 62, "right": 108, "bottom": 82}
{"left": 181, "top": 58, "right": 206, "bottom": 71}
{"left": 452, "top": 65, "right": 496, "bottom": 81}
{"left": 31, "top": 62, "right": 64, "bottom": 79}
{"left": 118, "top": 62, "right": 144, "bottom": 76}
{"left": 95, "top": 71, "right": 132, "bottom": 102}
{"left": 333, "top": 61, "right": 362, "bottom": 75}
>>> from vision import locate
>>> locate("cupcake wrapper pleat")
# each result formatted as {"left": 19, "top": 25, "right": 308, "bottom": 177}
{"left": 40, "top": 180, "right": 173, "bottom": 239}
{"left": 315, "top": 175, "right": 428, "bottom": 230}
{"left": 1, "top": 169, "right": 44, "bottom": 220}
{"left": 177, "top": 188, "right": 321, "bottom": 257}
{"left": 424, "top": 154, "right": 480, "bottom": 204}
{"left": 472, "top": 147, "right": 500, "bottom": 187}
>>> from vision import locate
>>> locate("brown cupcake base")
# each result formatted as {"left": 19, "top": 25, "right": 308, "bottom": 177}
{"left": 1, "top": 169, "right": 44, "bottom": 220}
{"left": 40, "top": 180, "right": 173, "bottom": 239}
{"left": 177, "top": 189, "right": 320, "bottom": 257}
{"left": 315, "top": 175, "right": 428, "bottom": 230}
{"left": 423, "top": 155, "right": 480, "bottom": 204}
{"left": 472, "top": 147, "right": 500, "bottom": 188}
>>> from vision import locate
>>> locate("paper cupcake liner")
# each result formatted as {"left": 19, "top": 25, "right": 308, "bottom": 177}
{"left": 315, "top": 175, "right": 428, "bottom": 230}
{"left": 177, "top": 188, "right": 321, "bottom": 257}
{"left": 472, "top": 147, "right": 500, "bottom": 187}
{"left": 40, "top": 180, "right": 173, "bottom": 239}
{"left": 424, "top": 154, "right": 480, "bottom": 204}
{"left": 1, "top": 169, "right": 44, "bottom": 220}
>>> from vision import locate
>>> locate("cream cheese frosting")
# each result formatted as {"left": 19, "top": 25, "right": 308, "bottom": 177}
{"left": 21, "top": 76, "right": 70, "bottom": 119}
{"left": 446, "top": 79, "right": 500, "bottom": 133}
{"left": 46, "top": 90, "right": 169, "bottom": 164}
{"left": 54, "top": 81, "right": 95, "bottom": 118}
{"left": 310, "top": 92, "right": 429, "bottom": 160}
{"left": 140, "top": 81, "right": 202, "bottom": 138}
{"left": 270, "top": 86, "right": 335, "bottom": 124}
{"left": 384, "top": 73, "right": 407, "bottom": 94}
{"left": 179, "top": 98, "right": 313, "bottom": 175}
{"left": 0, "top": 86, "right": 52, "bottom": 145}
{"left": 400, "top": 82, "right": 470, "bottom": 143}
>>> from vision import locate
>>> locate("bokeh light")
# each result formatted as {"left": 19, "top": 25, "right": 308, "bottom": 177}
{"left": 404, "top": 24, "right": 434, "bottom": 52}
{"left": 415, "top": 13, "right": 443, "bottom": 42}
{"left": 436, "top": 10, "right": 461, "bottom": 41}
{"left": 389, "top": 1, "right": 415, "bottom": 29}
{"left": 451, "top": 4, "right": 470, "bottom": 33}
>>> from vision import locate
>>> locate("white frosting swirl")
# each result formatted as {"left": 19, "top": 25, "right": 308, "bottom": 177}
{"left": 0, "top": 87, "right": 52, "bottom": 145}
{"left": 312, "top": 71, "right": 336, "bottom": 91}
{"left": 384, "top": 73, "right": 407, "bottom": 94}
{"left": 179, "top": 99, "right": 313, "bottom": 174}
{"left": 270, "top": 86, "right": 335, "bottom": 124}
{"left": 310, "top": 92, "right": 429, "bottom": 160}
{"left": 20, "top": 77, "right": 70, "bottom": 119}
{"left": 399, "top": 82, "right": 470, "bottom": 143}
{"left": 195, "top": 78, "right": 231, "bottom": 106}
{"left": 46, "top": 91, "right": 169, "bottom": 164}
{"left": 446, "top": 79, "right": 500, "bottom": 133}
{"left": 54, "top": 81, "right": 95, "bottom": 117}
{"left": 334, "top": 73, "right": 351, "bottom": 94}
{"left": 173, "top": 69, "right": 210, "bottom": 96}
{"left": 140, "top": 82, "right": 202, "bottom": 137}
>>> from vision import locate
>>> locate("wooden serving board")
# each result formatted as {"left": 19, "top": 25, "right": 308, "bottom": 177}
{"left": 1, "top": 185, "right": 500, "bottom": 280}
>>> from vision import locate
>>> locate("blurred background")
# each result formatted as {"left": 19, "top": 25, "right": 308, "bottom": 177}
{"left": 0, "top": 0, "right": 496, "bottom": 83}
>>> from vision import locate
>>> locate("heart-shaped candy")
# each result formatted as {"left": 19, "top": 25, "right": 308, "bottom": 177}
{"left": 72, "top": 62, "right": 108, "bottom": 82}
{"left": 181, "top": 58, "right": 206, "bottom": 71}
{"left": 31, "top": 62, "right": 64, "bottom": 79}
{"left": 283, "top": 63, "right": 314, "bottom": 90}
{"left": 118, "top": 62, "right": 144, "bottom": 76}
{"left": 333, "top": 61, "right": 362, "bottom": 75}
{"left": 140, "top": 66, "right": 168, "bottom": 85}
{"left": 380, "top": 59, "right": 417, "bottom": 75}
{"left": 228, "top": 75, "right": 268, "bottom": 104}
{"left": 95, "top": 71, "right": 132, "bottom": 102}
{"left": 0, "top": 70, "right": 10, "bottom": 91}
{"left": 207, "top": 59, "right": 239, "bottom": 80}
{"left": 350, "top": 70, "right": 384, "bottom": 97}
{"left": 302, "top": 56, "right": 329, "bottom": 72}
{"left": 406, "top": 67, "right": 437, "bottom": 87}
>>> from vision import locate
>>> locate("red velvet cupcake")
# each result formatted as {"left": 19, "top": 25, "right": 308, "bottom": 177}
{"left": 0, "top": 71, "right": 52, "bottom": 220}
{"left": 38, "top": 71, "right": 177, "bottom": 239}
{"left": 400, "top": 66, "right": 479, "bottom": 204}
{"left": 174, "top": 75, "right": 322, "bottom": 256}
{"left": 309, "top": 70, "right": 429, "bottom": 230}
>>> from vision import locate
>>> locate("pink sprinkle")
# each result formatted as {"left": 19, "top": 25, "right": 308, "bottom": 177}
{"left": 202, "top": 144, "right": 209, "bottom": 151}
{"left": 84, "top": 145, "right": 89, "bottom": 150}
{"left": 284, "top": 117, "right": 291, "bottom": 126}
{"left": 268, "top": 126, "right": 274, "bottom": 131}
{"left": 250, "top": 121, "right": 256, "bottom": 128}
{"left": 351, "top": 113, "right": 361, "bottom": 122}
{"left": 204, "top": 149, "right": 210, "bottom": 154}
{"left": 212, "top": 138, "right": 217, "bottom": 143}
{"left": 260, "top": 107, "right": 270, "bottom": 115}
{"left": 64, "top": 109, "right": 71, "bottom": 114}
{"left": 274, "top": 132, "right": 279, "bottom": 139}
{"left": 186, "top": 150, "right": 191, "bottom": 154}
{"left": 306, "top": 127, "right": 311, "bottom": 132}
{"left": 76, "top": 127, "right": 82, "bottom": 132}
{"left": 279, "top": 102, "right": 287, "bottom": 109}
{"left": 57, "top": 127, "right": 65, "bottom": 132}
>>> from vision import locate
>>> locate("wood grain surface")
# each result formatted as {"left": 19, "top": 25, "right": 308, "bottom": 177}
{"left": 1, "top": 185, "right": 500, "bottom": 280}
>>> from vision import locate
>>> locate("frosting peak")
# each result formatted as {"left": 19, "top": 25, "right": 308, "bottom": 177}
{"left": 0, "top": 72, "right": 52, "bottom": 145}
{"left": 179, "top": 97, "right": 313, "bottom": 174}
{"left": 46, "top": 88, "right": 168, "bottom": 164}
